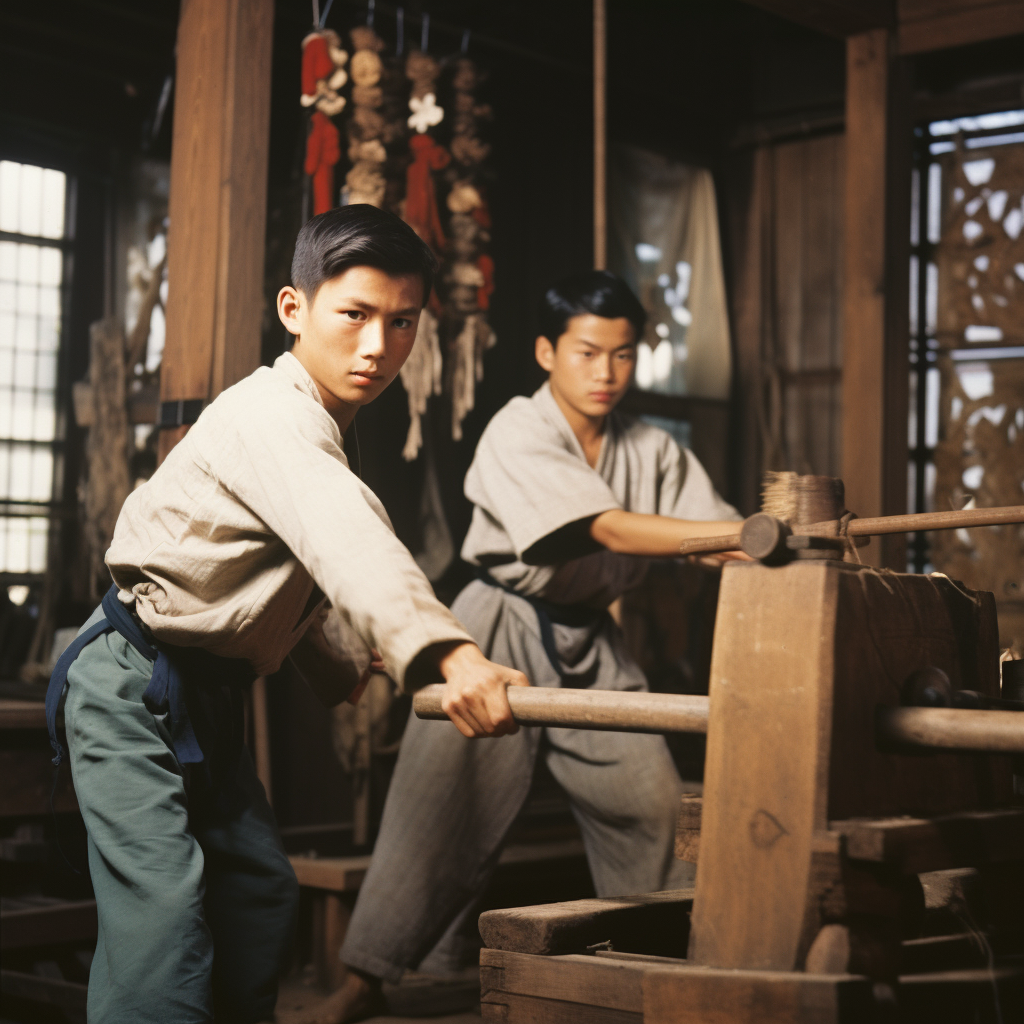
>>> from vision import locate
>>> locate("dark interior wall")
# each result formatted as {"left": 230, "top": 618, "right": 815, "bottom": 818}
{"left": 260, "top": 1, "right": 850, "bottom": 600}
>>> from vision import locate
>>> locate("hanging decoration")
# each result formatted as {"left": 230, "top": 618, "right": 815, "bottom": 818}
{"left": 344, "top": 26, "right": 387, "bottom": 206}
{"left": 326, "top": 11, "right": 496, "bottom": 461}
{"left": 302, "top": 27, "right": 349, "bottom": 215}
{"left": 392, "top": 44, "right": 445, "bottom": 459}
{"left": 442, "top": 56, "right": 495, "bottom": 441}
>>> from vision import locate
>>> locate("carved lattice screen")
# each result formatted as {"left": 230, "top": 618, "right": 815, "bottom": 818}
{"left": 931, "top": 132, "right": 1024, "bottom": 650}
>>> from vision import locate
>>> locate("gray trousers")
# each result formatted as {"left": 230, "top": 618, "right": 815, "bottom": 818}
{"left": 63, "top": 609, "right": 299, "bottom": 1023}
{"left": 341, "top": 580, "right": 692, "bottom": 983}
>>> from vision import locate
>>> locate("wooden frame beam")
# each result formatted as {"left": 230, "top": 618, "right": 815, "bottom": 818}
{"left": 841, "top": 29, "right": 912, "bottom": 568}
{"left": 593, "top": 0, "right": 607, "bottom": 270}
{"left": 160, "top": 0, "right": 274, "bottom": 460}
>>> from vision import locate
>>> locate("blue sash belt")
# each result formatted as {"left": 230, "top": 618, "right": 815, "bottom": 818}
{"left": 46, "top": 585, "right": 253, "bottom": 769}
{"left": 475, "top": 571, "right": 603, "bottom": 679}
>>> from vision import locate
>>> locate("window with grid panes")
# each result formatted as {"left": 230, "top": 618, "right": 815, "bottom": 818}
{"left": 0, "top": 160, "right": 69, "bottom": 584}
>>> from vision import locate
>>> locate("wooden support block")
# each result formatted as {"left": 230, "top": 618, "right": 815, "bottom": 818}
{"left": 643, "top": 966, "right": 876, "bottom": 1024}
{"left": 833, "top": 807, "right": 1024, "bottom": 874}
{"left": 480, "top": 949, "right": 648, "bottom": 1013}
{"left": 0, "top": 900, "right": 97, "bottom": 951}
{"left": 478, "top": 889, "right": 693, "bottom": 958}
{"left": 689, "top": 562, "right": 1010, "bottom": 973}
{"left": 481, "top": 991, "right": 641, "bottom": 1024}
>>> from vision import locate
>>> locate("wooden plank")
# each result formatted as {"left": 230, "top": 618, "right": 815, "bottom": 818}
{"left": 0, "top": 750, "right": 78, "bottom": 817}
{"left": 480, "top": 950, "right": 648, "bottom": 1013}
{"left": 479, "top": 890, "right": 694, "bottom": 957}
{"left": 0, "top": 970, "right": 88, "bottom": 1016}
{"left": 833, "top": 808, "right": 1024, "bottom": 873}
{"left": 481, "top": 991, "right": 641, "bottom": 1024}
{"left": 0, "top": 699, "right": 47, "bottom": 729}
{"left": 898, "top": 1, "right": 1024, "bottom": 53}
{"left": 0, "top": 900, "right": 97, "bottom": 951}
{"left": 160, "top": 0, "right": 273, "bottom": 461}
{"left": 901, "top": 933, "right": 990, "bottom": 974}
{"left": 841, "top": 28, "right": 912, "bottom": 569}
{"left": 290, "top": 839, "right": 589, "bottom": 895}
{"left": 689, "top": 561, "right": 838, "bottom": 971}
{"left": 897, "top": 967, "right": 1024, "bottom": 1023}
{"left": 289, "top": 855, "right": 372, "bottom": 892}
{"left": 643, "top": 965, "right": 876, "bottom": 1024}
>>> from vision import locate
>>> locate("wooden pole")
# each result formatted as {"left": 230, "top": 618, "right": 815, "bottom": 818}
{"left": 160, "top": 0, "right": 274, "bottom": 462}
{"left": 414, "top": 685, "right": 709, "bottom": 734}
{"left": 840, "top": 30, "right": 911, "bottom": 569}
{"left": 251, "top": 676, "right": 273, "bottom": 805}
{"left": 878, "top": 707, "right": 1024, "bottom": 754}
{"left": 593, "top": 0, "right": 607, "bottom": 270}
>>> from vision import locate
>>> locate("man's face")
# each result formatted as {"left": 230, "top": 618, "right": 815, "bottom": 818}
{"left": 535, "top": 314, "right": 637, "bottom": 421}
{"left": 278, "top": 265, "right": 423, "bottom": 416}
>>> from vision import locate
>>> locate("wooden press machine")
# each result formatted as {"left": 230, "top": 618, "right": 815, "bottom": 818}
{"left": 415, "top": 474, "right": 1024, "bottom": 1023}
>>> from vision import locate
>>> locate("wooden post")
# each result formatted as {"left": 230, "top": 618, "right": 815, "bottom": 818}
{"left": 593, "top": 0, "right": 607, "bottom": 270}
{"left": 251, "top": 676, "right": 273, "bottom": 805}
{"left": 840, "top": 30, "right": 911, "bottom": 568}
{"left": 160, "top": 0, "right": 274, "bottom": 461}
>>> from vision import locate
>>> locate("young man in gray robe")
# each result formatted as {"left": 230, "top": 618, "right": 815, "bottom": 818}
{"left": 310, "top": 270, "right": 744, "bottom": 1023}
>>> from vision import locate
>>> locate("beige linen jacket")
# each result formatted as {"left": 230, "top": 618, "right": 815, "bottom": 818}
{"left": 106, "top": 352, "right": 472, "bottom": 693}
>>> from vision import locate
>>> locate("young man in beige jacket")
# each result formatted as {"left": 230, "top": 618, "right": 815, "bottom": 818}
{"left": 46, "top": 204, "right": 527, "bottom": 1024}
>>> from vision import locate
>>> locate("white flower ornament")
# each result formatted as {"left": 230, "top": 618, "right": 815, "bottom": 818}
{"left": 408, "top": 93, "right": 444, "bottom": 134}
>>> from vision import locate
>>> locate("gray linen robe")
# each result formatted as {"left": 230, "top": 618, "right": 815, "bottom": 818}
{"left": 342, "top": 383, "right": 739, "bottom": 982}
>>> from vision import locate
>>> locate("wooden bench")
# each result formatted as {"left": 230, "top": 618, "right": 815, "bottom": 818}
{"left": 290, "top": 837, "right": 587, "bottom": 988}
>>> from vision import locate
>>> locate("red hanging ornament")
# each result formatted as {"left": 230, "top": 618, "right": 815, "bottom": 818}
{"left": 305, "top": 111, "right": 341, "bottom": 216}
{"left": 404, "top": 134, "right": 450, "bottom": 253}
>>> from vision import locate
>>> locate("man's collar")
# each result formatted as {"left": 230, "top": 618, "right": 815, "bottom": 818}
{"left": 274, "top": 350, "right": 325, "bottom": 409}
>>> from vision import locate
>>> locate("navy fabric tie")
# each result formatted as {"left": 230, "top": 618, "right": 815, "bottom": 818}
{"left": 46, "top": 586, "right": 205, "bottom": 767}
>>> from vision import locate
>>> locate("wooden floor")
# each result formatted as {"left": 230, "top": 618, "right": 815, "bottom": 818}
{"left": 276, "top": 974, "right": 480, "bottom": 1024}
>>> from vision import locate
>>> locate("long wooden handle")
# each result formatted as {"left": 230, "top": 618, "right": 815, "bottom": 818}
{"left": 676, "top": 505, "right": 1024, "bottom": 557}
{"left": 848, "top": 505, "right": 1024, "bottom": 537}
{"left": 877, "top": 707, "right": 1024, "bottom": 754}
{"left": 413, "top": 685, "right": 710, "bottom": 734}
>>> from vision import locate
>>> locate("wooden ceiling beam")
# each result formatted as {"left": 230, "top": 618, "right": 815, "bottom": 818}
{"left": 898, "top": 1, "right": 1024, "bottom": 54}
{"left": 740, "top": 1, "right": 895, "bottom": 38}
{"left": 743, "top": 0, "right": 1024, "bottom": 51}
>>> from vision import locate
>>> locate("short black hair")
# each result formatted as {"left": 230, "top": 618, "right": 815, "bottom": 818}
{"left": 538, "top": 270, "right": 646, "bottom": 345}
{"left": 291, "top": 204, "right": 437, "bottom": 304}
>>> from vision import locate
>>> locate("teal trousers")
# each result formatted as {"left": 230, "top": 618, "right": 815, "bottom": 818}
{"left": 63, "top": 612, "right": 298, "bottom": 1023}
